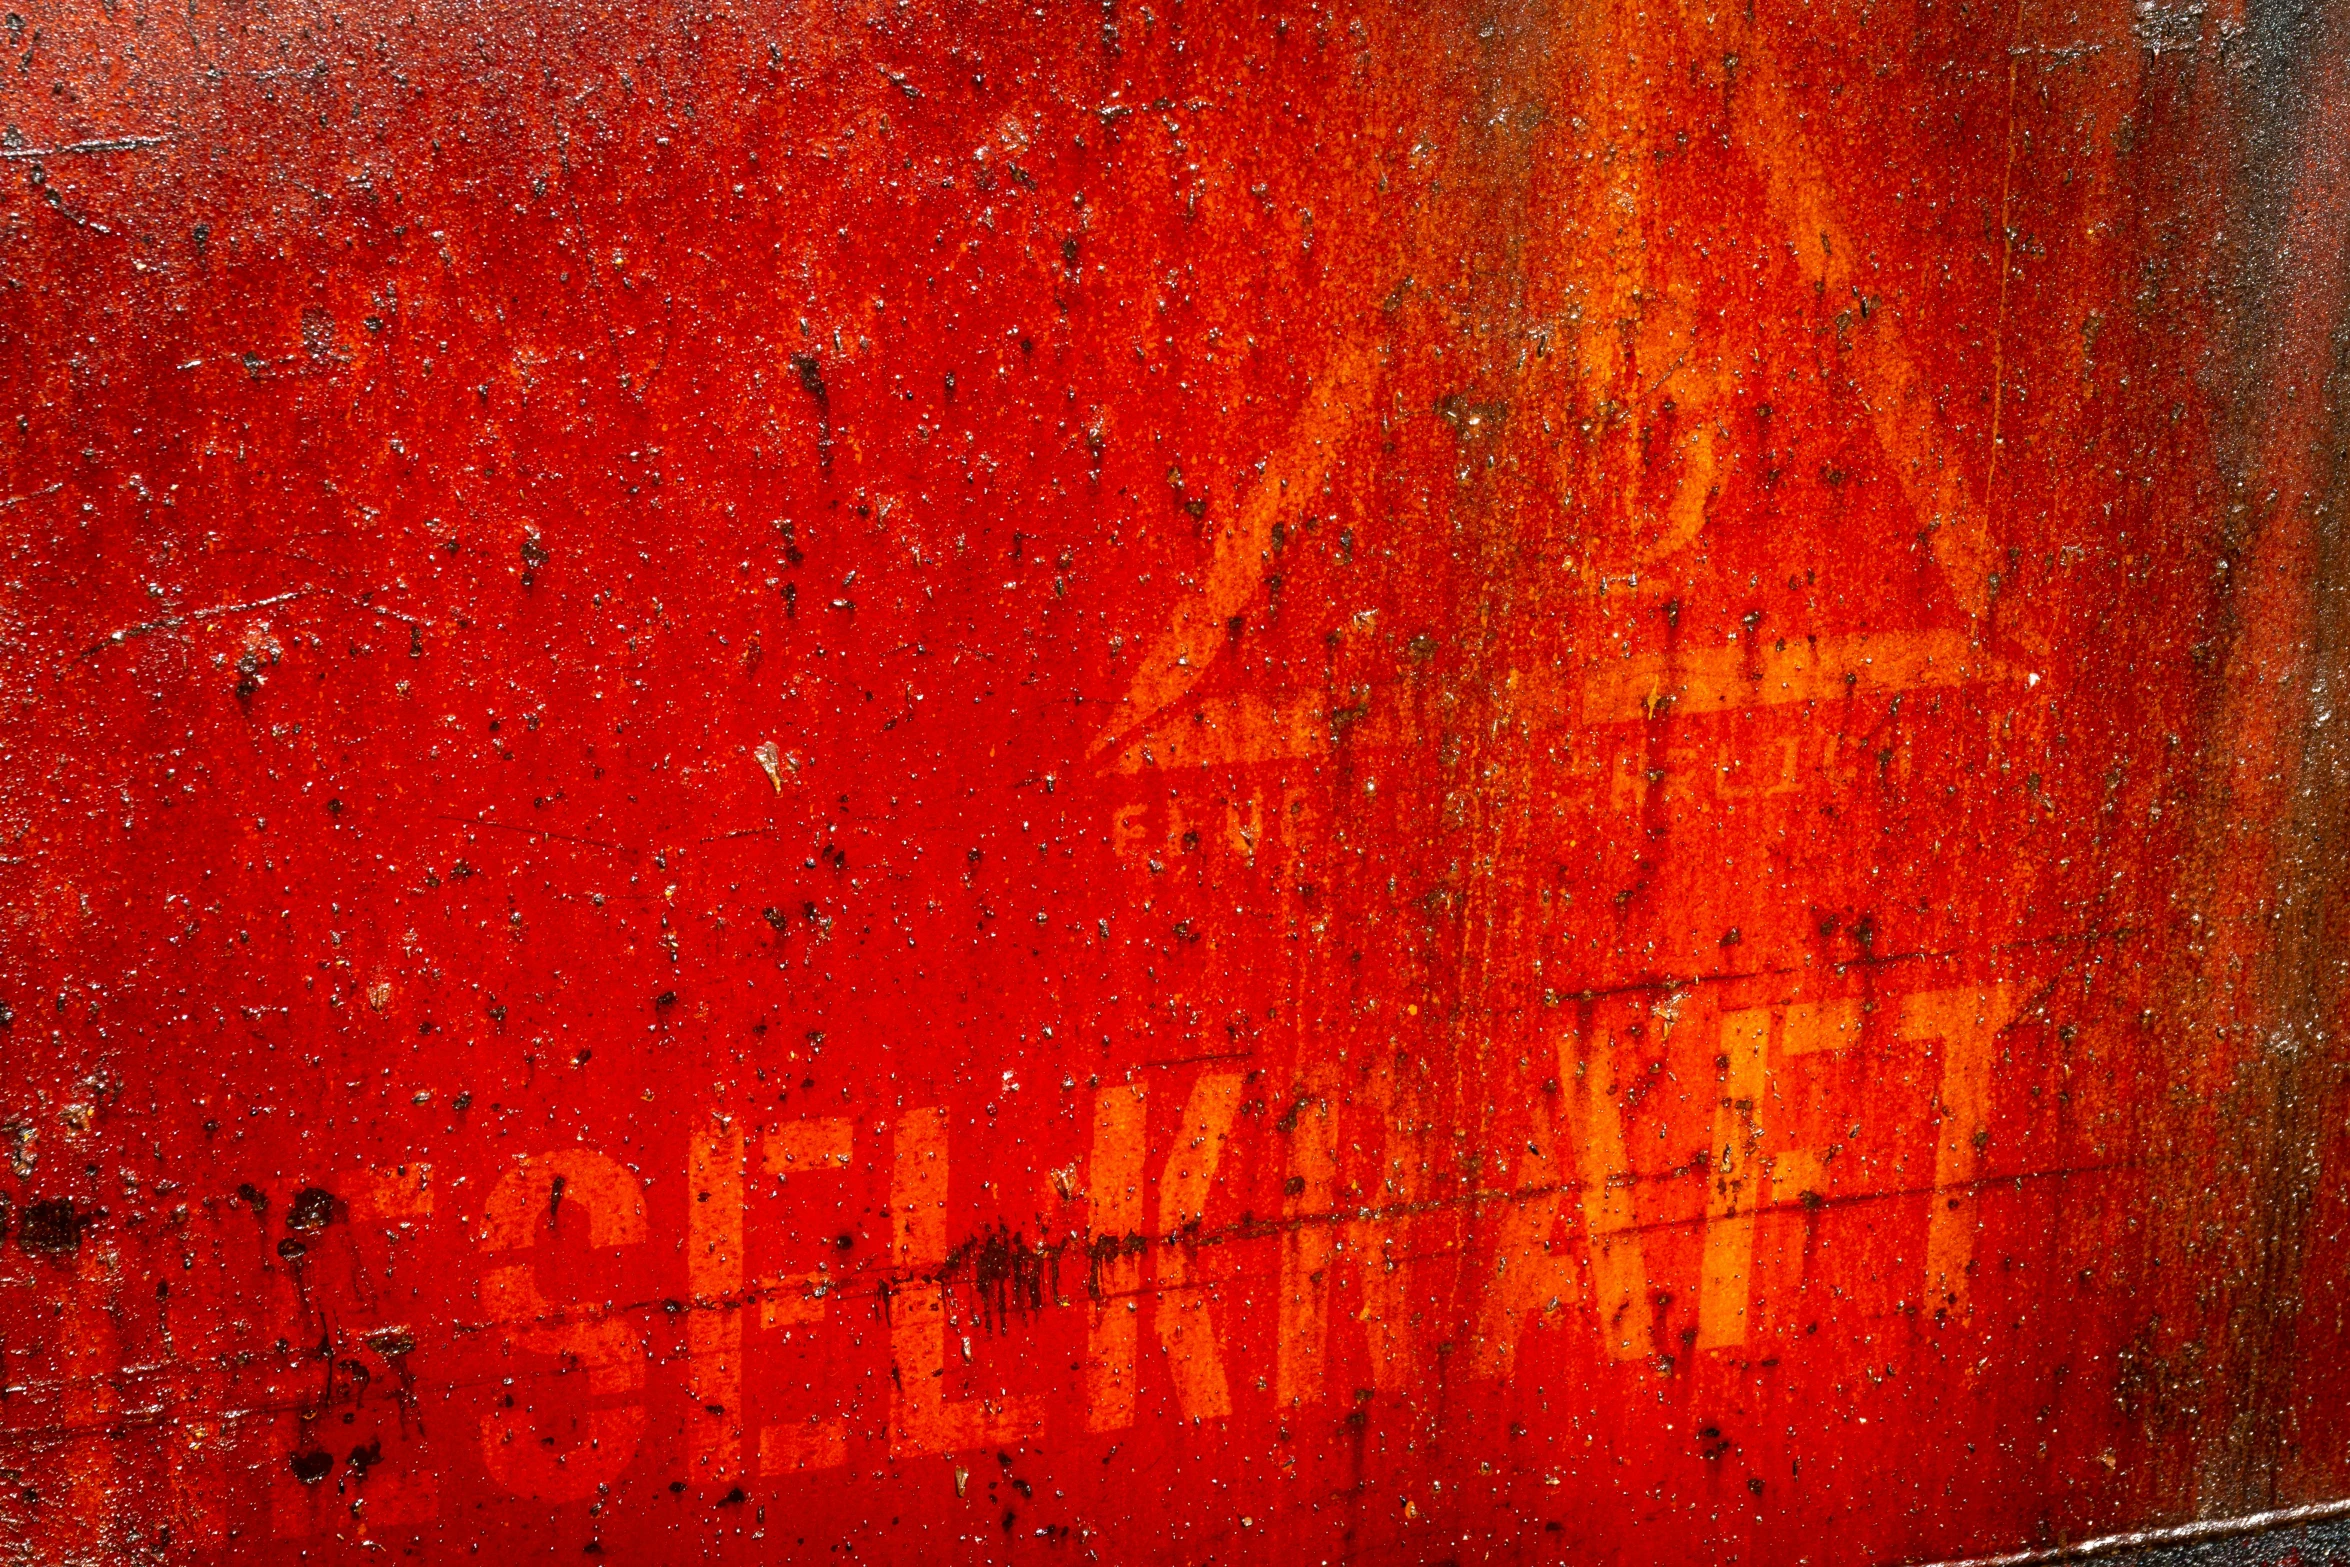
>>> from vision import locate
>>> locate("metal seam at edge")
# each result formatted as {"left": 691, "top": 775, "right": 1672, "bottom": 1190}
{"left": 1908, "top": 1499, "right": 2350, "bottom": 1567}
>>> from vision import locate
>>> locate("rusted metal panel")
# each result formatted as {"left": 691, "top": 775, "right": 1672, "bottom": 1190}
{"left": 1, "top": 0, "right": 2346, "bottom": 1560}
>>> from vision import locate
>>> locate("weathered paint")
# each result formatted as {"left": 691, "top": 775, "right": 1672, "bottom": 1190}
{"left": 1, "top": 0, "right": 2346, "bottom": 1561}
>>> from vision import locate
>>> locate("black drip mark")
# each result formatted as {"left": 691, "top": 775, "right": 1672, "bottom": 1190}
{"left": 791, "top": 353, "right": 834, "bottom": 470}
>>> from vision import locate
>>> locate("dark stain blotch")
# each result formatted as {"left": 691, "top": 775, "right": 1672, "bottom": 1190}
{"left": 17, "top": 1198, "right": 88, "bottom": 1256}
{"left": 790, "top": 353, "right": 827, "bottom": 402}
{"left": 366, "top": 1327, "right": 417, "bottom": 1357}
{"left": 940, "top": 1221, "right": 1063, "bottom": 1327}
{"left": 287, "top": 1186, "right": 336, "bottom": 1231}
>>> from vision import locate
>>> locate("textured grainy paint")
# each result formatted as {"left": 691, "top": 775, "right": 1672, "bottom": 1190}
{"left": 0, "top": 0, "right": 2345, "bottom": 1561}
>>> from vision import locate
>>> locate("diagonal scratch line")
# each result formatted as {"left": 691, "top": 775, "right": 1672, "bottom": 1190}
{"left": 0, "top": 1156, "right": 2144, "bottom": 1447}
{"left": 0, "top": 136, "right": 166, "bottom": 159}
{"left": 78, "top": 586, "right": 436, "bottom": 661}
{"left": 433, "top": 813, "right": 639, "bottom": 855}
{"left": 79, "top": 588, "right": 317, "bottom": 657}
{"left": 0, "top": 1159, "right": 2142, "bottom": 1448}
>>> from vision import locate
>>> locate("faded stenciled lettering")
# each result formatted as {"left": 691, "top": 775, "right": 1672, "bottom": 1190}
{"left": 214, "top": 974, "right": 2033, "bottom": 1516}
{"left": 1152, "top": 1072, "right": 1243, "bottom": 1423}
{"left": 474, "top": 1151, "right": 647, "bottom": 1501}
{"left": 887, "top": 1108, "right": 1044, "bottom": 1455}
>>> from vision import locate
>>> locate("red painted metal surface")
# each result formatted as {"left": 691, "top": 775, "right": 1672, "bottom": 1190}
{"left": 3, "top": 0, "right": 2347, "bottom": 1560}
